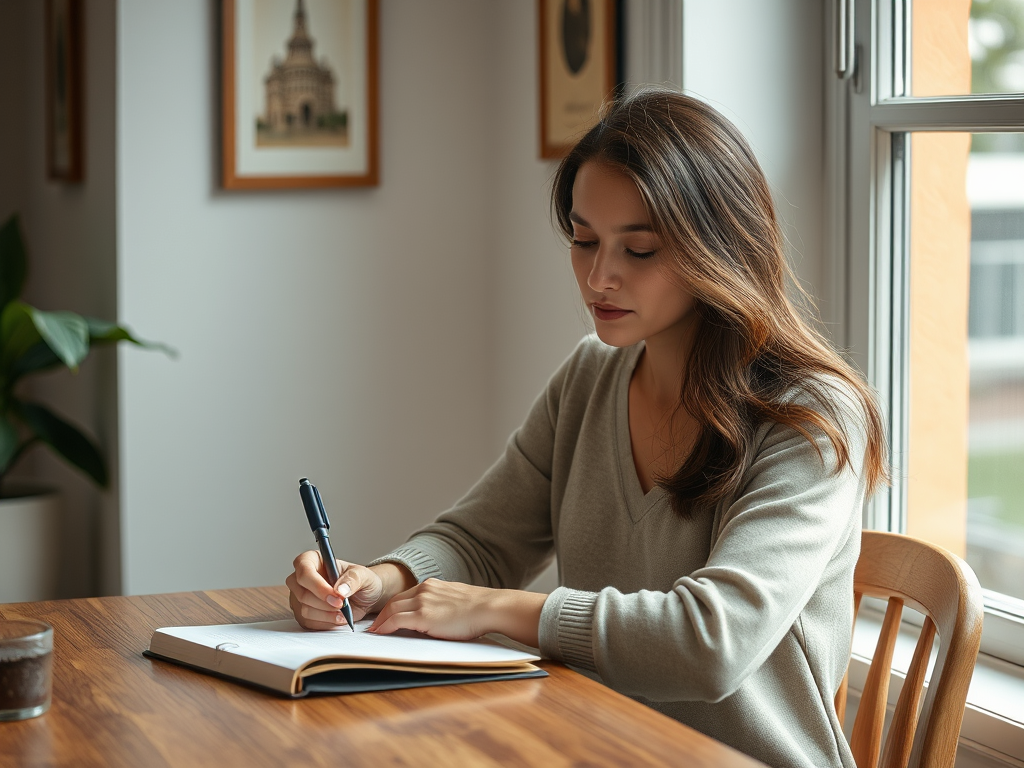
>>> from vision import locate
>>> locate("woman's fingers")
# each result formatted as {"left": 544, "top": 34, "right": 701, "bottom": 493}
{"left": 288, "top": 588, "right": 347, "bottom": 630}
{"left": 287, "top": 572, "right": 337, "bottom": 613}
{"left": 287, "top": 551, "right": 388, "bottom": 630}
{"left": 368, "top": 599, "right": 428, "bottom": 636}
{"left": 367, "top": 593, "right": 415, "bottom": 632}
{"left": 287, "top": 572, "right": 369, "bottom": 628}
{"left": 292, "top": 552, "right": 373, "bottom": 605}
{"left": 292, "top": 550, "right": 342, "bottom": 607}
{"left": 287, "top": 550, "right": 350, "bottom": 628}
{"left": 368, "top": 580, "right": 494, "bottom": 641}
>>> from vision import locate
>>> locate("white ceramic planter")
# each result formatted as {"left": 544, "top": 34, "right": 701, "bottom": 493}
{"left": 0, "top": 484, "right": 60, "bottom": 603}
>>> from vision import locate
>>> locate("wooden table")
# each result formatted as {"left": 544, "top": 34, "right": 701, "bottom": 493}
{"left": 0, "top": 586, "right": 764, "bottom": 767}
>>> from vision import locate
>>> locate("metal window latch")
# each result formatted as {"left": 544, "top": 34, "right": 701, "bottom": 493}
{"left": 835, "top": 0, "right": 856, "bottom": 80}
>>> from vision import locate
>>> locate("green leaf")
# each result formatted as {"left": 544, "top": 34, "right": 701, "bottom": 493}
{"left": 0, "top": 412, "right": 17, "bottom": 473}
{"left": 30, "top": 309, "right": 89, "bottom": 370}
{"left": 0, "top": 302, "right": 90, "bottom": 373}
{"left": 86, "top": 316, "right": 178, "bottom": 357}
{"left": 0, "top": 215, "right": 27, "bottom": 316}
{"left": 7, "top": 321, "right": 176, "bottom": 382}
{"left": 16, "top": 402, "right": 108, "bottom": 486}
{"left": 0, "top": 301, "right": 43, "bottom": 373}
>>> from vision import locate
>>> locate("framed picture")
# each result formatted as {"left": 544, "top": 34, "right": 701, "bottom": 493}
{"left": 538, "top": 0, "right": 618, "bottom": 159}
{"left": 221, "top": 0, "right": 379, "bottom": 190}
{"left": 46, "top": 0, "right": 84, "bottom": 182}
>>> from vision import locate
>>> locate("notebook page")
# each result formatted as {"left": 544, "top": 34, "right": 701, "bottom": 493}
{"left": 155, "top": 619, "right": 540, "bottom": 670}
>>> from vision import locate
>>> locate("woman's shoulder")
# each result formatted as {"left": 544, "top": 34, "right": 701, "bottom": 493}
{"left": 780, "top": 372, "right": 868, "bottom": 427}
{"left": 760, "top": 371, "right": 872, "bottom": 466}
{"left": 535, "top": 335, "right": 637, "bottom": 423}
{"left": 512, "top": 335, "right": 632, "bottom": 443}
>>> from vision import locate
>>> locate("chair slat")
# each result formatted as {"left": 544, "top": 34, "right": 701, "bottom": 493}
{"left": 878, "top": 616, "right": 936, "bottom": 768}
{"left": 850, "top": 597, "right": 904, "bottom": 768}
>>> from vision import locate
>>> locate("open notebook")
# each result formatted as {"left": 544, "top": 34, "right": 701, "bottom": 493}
{"left": 145, "top": 619, "right": 546, "bottom": 697}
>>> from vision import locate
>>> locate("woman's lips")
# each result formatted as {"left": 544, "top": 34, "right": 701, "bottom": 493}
{"left": 593, "top": 304, "right": 631, "bottom": 321}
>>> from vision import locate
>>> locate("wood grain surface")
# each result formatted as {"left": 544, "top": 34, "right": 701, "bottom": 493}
{"left": 0, "top": 587, "right": 764, "bottom": 767}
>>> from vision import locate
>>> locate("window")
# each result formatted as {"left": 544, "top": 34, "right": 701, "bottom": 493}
{"left": 829, "top": 0, "right": 1024, "bottom": 666}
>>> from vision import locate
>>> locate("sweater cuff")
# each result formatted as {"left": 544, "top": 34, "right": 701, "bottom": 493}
{"left": 368, "top": 546, "right": 444, "bottom": 583}
{"left": 538, "top": 586, "right": 599, "bottom": 673}
{"left": 368, "top": 534, "right": 472, "bottom": 584}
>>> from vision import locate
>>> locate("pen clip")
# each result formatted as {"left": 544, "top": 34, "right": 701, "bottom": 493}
{"left": 313, "top": 485, "right": 330, "bottom": 530}
{"left": 299, "top": 477, "right": 329, "bottom": 533}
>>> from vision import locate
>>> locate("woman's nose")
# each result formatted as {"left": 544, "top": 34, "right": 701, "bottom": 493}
{"left": 588, "top": 246, "right": 621, "bottom": 292}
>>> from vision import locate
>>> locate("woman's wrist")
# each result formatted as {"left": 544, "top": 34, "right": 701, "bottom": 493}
{"left": 368, "top": 562, "right": 417, "bottom": 611}
{"left": 488, "top": 590, "right": 547, "bottom": 648}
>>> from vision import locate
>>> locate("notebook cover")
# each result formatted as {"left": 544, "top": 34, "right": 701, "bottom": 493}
{"left": 301, "top": 666, "right": 548, "bottom": 694}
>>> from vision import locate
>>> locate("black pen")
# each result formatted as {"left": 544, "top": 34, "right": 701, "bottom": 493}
{"left": 298, "top": 478, "right": 355, "bottom": 631}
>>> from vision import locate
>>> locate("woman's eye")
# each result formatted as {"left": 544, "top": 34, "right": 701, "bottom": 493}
{"left": 626, "top": 248, "right": 656, "bottom": 259}
{"left": 571, "top": 239, "right": 597, "bottom": 249}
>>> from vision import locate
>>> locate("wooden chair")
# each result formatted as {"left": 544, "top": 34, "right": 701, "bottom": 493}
{"left": 835, "top": 530, "right": 984, "bottom": 768}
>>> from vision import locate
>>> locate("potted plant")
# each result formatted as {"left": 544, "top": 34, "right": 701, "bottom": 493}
{"left": 0, "top": 213, "right": 172, "bottom": 601}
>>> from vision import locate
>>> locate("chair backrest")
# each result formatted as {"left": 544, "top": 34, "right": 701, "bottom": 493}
{"left": 835, "top": 531, "right": 984, "bottom": 768}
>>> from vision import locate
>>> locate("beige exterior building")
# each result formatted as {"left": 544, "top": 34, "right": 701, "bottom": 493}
{"left": 262, "top": 0, "right": 338, "bottom": 133}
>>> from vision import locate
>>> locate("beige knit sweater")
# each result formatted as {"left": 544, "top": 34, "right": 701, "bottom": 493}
{"left": 373, "top": 336, "right": 864, "bottom": 767}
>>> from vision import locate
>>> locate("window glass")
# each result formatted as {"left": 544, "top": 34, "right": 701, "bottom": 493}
{"left": 907, "top": 130, "right": 1024, "bottom": 602}
{"left": 910, "top": 0, "right": 1024, "bottom": 98}
{"left": 966, "top": 136, "right": 1024, "bottom": 600}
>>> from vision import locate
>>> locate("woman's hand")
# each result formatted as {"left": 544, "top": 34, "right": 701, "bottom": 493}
{"left": 286, "top": 551, "right": 414, "bottom": 630}
{"left": 369, "top": 579, "right": 547, "bottom": 647}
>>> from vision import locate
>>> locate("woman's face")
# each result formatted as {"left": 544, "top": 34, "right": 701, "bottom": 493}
{"left": 569, "top": 161, "right": 696, "bottom": 350}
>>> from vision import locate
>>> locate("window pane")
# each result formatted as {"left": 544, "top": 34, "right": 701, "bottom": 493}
{"left": 907, "top": 131, "right": 1024, "bottom": 601}
{"left": 910, "top": 0, "right": 1024, "bottom": 99}
{"left": 966, "top": 137, "right": 1024, "bottom": 599}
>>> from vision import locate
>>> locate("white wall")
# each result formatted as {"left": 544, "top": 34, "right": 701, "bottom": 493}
{"left": 684, "top": 0, "right": 826, "bottom": 304}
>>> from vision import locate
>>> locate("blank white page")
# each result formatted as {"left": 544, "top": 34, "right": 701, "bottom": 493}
{"left": 154, "top": 619, "right": 540, "bottom": 671}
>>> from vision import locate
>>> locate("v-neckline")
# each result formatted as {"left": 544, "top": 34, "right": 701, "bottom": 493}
{"left": 615, "top": 343, "right": 667, "bottom": 523}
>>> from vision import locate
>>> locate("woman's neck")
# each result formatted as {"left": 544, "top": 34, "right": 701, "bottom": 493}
{"left": 634, "top": 319, "right": 698, "bottom": 410}
{"left": 627, "top": 317, "right": 701, "bottom": 494}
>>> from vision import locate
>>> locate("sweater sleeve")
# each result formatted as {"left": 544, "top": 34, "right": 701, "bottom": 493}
{"left": 369, "top": 346, "right": 578, "bottom": 590}
{"left": 538, "top": 384, "right": 868, "bottom": 703}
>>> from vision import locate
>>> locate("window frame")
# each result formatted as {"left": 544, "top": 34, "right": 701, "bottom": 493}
{"left": 826, "top": 0, "right": 1024, "bottom": 666}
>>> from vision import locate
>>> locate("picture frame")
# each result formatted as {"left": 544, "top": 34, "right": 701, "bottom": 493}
{"left": 538, "top": 0, "right": 618, "bottom": 159}
{"left": 46, "top": 0, "right": 84, "bottom": 182}
{"left": 221, "top": 0, "right": 379, "bottom": 190}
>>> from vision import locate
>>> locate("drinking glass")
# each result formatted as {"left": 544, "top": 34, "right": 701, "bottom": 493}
{"left": 0, "top": 620, "right": 53, "bottom": 721}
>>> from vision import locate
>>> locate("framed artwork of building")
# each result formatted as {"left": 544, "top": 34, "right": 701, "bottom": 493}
{"left": 538, "top": 0, "right": 618, "bottom": 159}
{"left": 221, "top": 0, "right": 379, "bottom": 189}
{"left": 46, "top": 0, "right": 84, "bottom": 182}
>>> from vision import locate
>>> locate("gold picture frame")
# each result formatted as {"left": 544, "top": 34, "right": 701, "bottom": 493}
{"left": 221, "top": 0, "right": 379, "bottom": 190}
{"left": 538, "top": 0, "right": 618, "bottom": 159}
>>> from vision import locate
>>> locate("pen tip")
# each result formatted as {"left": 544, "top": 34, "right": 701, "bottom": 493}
{"left": 299, "top": 477, "right": 308, "bottom": 485}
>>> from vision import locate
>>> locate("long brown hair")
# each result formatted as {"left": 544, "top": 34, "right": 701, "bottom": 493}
{"left": 552, "top": 88, "right": 888, "bottom": 514}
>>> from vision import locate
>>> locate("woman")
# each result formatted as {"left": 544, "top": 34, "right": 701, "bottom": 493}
{"left": 286, "top": 89, "right": 887, "bottom": 767}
